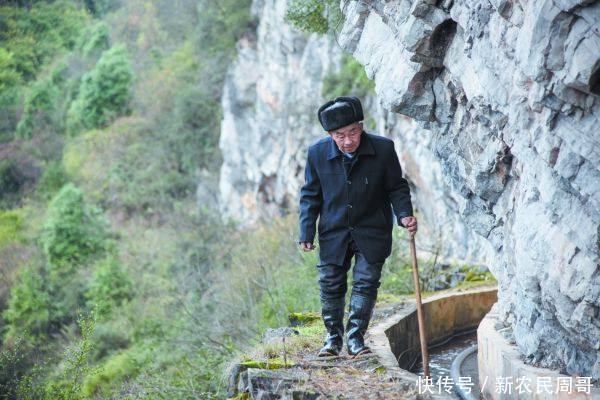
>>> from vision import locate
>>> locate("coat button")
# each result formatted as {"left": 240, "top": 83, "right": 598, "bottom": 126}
{"left": 347, "top": 180, "right": 351, "bottom": 185}
{"left": 348, "top": 204, "right": 353, "bottom": 208}
{"left": 349, "top": 226, "right": 354, "bottom": 231}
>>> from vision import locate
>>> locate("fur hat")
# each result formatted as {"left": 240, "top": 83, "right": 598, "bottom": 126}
{"left": 317, "top": 96, "right": 364, "bottom": 131}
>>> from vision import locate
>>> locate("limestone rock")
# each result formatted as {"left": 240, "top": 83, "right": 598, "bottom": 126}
{"left": 217, "top": 0, "right": 493, "bottom": 267}
{"left": 215, "top": 0, "right": 600, "bottom": 380}
{"left": 337, "top": 0, "right": 600, "bottom": 379}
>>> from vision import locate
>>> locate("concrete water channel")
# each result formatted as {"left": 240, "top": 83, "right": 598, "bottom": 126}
{"left": 367, "top": 285, "right": 600, "bottom": 399}
{"left": 366, "top": 286, "right": 497, "bottom": 400}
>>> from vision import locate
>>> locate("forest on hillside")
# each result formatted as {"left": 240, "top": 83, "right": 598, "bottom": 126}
{"left": 0, "top": 0, "right": 494, "bottom": 398}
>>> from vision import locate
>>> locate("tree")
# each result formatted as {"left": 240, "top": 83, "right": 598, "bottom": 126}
{"left": 41, "top": 183, "right": 107, "bottom": 270}
{"left": 66, "top": 44, "right": 133, "bottom": 135}
{"left": 16, "top": 77, "right": 62, "bottom": 139}
{"left": 86, "top": 255, "right": 133, "bottom": 317}
{"left": 3, "top": 265, "right": 52, "bottom": 345}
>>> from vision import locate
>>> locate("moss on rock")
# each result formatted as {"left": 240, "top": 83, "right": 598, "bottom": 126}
{"left": 288, "top": 311, "right": 321, "bottom": 326}
{"left": 239, "top": 358, "right": 296, "bottom": 370}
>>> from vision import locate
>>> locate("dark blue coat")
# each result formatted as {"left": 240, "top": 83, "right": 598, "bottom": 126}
{"left": 298, "top": 131, "right": 414, "bottom": 265}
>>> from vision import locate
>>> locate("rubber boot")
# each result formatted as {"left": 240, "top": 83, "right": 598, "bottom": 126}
{"left": 317, "top": 297, "right": 345, "bottom": 356}
{"left": 346, "top": 292, "right": 376, "bottom": 357}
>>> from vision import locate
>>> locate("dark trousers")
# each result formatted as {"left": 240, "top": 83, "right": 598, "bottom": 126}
{"left": 317, "top": 239, "right": 384, "bottom": 301}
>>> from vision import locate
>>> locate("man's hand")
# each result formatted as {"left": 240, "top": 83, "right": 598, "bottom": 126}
{"left": 300, "top": 242, "right": 315, "bottom": 251}
{"left": 401, "top": 216, "right": 418, "bottom": 236}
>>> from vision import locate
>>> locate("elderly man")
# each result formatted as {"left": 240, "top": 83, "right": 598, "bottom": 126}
{"left": 298, "top": 96, "right": 417, "bottom": 357}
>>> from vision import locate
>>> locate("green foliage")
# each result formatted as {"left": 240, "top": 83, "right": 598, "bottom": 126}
{"left": 117, "top": 343, "right": 231, "bottom": 399}
{"left": 205, "top": 213, "right": 321, "bottom": 341}
{"left": 288, "top": 312, "right": 321, "bottom": 326}
{"left": 0, "top": 0, "right": 358, "bottom": 398}
{"left": 81, "top": 345, "right": 147, "bottom": 397}
{"left": 66, "top": 44, "right": 133, "bottom": 135}
{"left": 41, "top": 183, "right": 107, "bottom": 269}
{"left": 0, "top": 48, "right": 20, "bottom": 92}
{"left": 284, "top": 0, "right": 343, "bottom": 35}
{"left": 36, "top": 161, "right": 69, "bottom": 201}
{"left": 0, "top": 208, "right": 23, "bottom": 249}
{"left": 322, "top": 54, "right": 376, "bottom": 100}
{"left": 0, "top": 336, "right": 33, "bottom": 399}
{"left": 165, "top": 85, "right": 222, "bottom": 172}
{"left": 3, "top": 264, "right": 52, "bottom": 345}
{"left": 76, "top": 21, "right": 110, "bottom": 58}
{"left": 88, "top": 317, "right": 131, "bottom": 360}
{"left": 41, "top": 312, "right": 99, "bottom": 400}
{"left": 0, "top": 1, "right": 89, "bottom": 82}
{"left": 139, "top": 40, "right": 224, "bottom": 174}
{"left": 0, "top": 86, "right": 21, "bottom": 143}
{"left": 0, "top": 1, "right": 89, "bottom": 139}
{"left": 16, "top": 77, "right": 62, "bottom": 139}
{"left": 461, "top": 264, "right": 495, "bottom": 282}
{"left": 2, "top": 1, "right": 49, "bottom": 8}
{"left": 239, "top": 359, "right": 295, "bottom": 370}
{"left": 62, "top": 120, "right": 192, "bottom": 214}
{"left": 86, "top": 255, "right": 134, "bottom": 317}
{"left": 83, "top": 0, "right": 119, "bottom": 16}
{"left": 3, "top": 185, "right": 109, "bottom": 348}
{"left": 196, "top": 0, "right": 255, "bottom": 57}
{"left": 37, "top": 184, "right": 107, "bottom": 327}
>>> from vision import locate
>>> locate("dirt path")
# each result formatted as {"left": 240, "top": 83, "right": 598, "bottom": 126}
{"left": 227, "top": 298, "right": 441, "bottom": 399}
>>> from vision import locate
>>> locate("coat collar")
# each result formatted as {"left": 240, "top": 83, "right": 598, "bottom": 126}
{"left": 327, "top": 131, "right": 375, "bottom": 160}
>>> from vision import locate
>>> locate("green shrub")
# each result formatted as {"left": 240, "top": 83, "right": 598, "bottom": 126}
{"left": 0, "top": 1, "right": 89, "bottom": 139}
{"left": 0, "top": 208, "right": 23, "bottom": 250}
{"left": 41, "top": 183, "right": 107, "bottom": 269}
{"left": 0, "top": 48, "right": 20, "bottom": 92}
{"left": 62, "top": 120, "right": 192, "bottom": 214}
{"left": 113, "top": 343, "right": 230, "bottom": 399}
{"left": 0, "top": 86, "right": 21, "bottom": 143}
{"left": 36, "top": 161, "right": 69, "bottom": 201}
{"left": 0, "top": 336, "right": 34, "bottom": 399}
{"left": 284, "top": 0, "right": 343, "bottom": 35}
{"left": 66, "top": 44, "right": 133, "bottom": 135}
{"left": 86, "top": 255, "right": 133, "bottom": 317}
{"left": 0, "top": 1, "right": 89, "bottom": 82}
{"left": 81, "top": 345, "right": 149, "bottom": 397}
{"left": 16, "top": 77, "right": 63, "bottom": 139}
{"left": 41, "top": 312, "right": 98, "bottom": 400}
{"left": 165, "top": 85, "right": 222, "bottom": 172}
{"left": 205, "top": 213, "right": 321, "bottom": 339}
{"left": 77, "top": 21, "right": 110, "bottom": 58}
{"left": 89, "top": 318, "right": 132, "bottom": 360}
{"left": 322, "top": 53, "right": 375, "bottom": 100}
{"left": 3, "top": 264, "right": 52, "bottom": 345}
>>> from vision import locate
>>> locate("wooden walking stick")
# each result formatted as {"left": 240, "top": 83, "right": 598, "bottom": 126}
{"left": 409, "top": 230, "right": 430, "bottom": 379}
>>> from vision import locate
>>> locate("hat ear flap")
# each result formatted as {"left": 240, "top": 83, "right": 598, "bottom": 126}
{"left": 318, "top": 100, "right": 335, "bottom": 129}
{"left": 334, "top": 96, "right": 364, "bottom": 121}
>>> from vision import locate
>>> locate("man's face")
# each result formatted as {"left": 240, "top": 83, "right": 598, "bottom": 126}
{"left": 329, "top": 122, "right": 362, "bottom": 153}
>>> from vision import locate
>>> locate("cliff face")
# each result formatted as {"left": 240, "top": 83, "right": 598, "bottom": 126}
{"left": 337, "top": 0, "right": 599, "bottom": 377}
{"left": 218, "top": 0, "right": 343, "bottom": 225}
{"left": 217, "top": 0, "right": 600, "bottom": 378}
{"left": 218, "top": 0, "right": 492, "bottom": 265}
